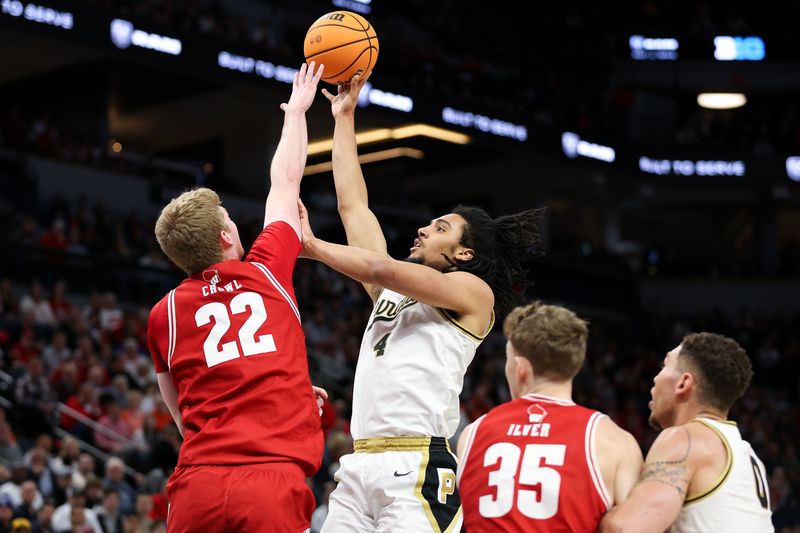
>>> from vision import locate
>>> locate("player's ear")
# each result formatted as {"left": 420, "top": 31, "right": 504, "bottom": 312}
{"left": 219, "top": 229, "right": 234, "bottom": 250}
{"left": 676, "top": 371, "right": 694, "bottom": 396}
{"left": 455, "top": 247, "right": 474, "bottom": 262}
{"left": 515, "top": 355, "right": 530, "bottom": 383}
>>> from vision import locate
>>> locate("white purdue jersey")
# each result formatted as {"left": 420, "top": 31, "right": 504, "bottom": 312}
{"left": 671, "top": 418, "right": 773, "bottom": 533}
{"left": 350, "top": 288, "right": 492, "bottom": 440}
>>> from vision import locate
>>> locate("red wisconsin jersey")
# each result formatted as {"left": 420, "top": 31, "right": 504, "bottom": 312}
{"left": 147, "top": 222, "right": 322, "bottom": 475}
{"left": 458, "top": 394, "right": 610, "bottom": 532}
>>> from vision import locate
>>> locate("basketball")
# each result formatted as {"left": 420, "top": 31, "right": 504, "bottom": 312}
{"left": 304, "top": 11, "right": 379, "bottom": 84}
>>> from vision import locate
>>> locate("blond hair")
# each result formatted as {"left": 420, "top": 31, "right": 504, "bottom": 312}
{"left": 155, "top": 188, "right": 225, "bottom": 275}
{"left": 503, "top": 301, "right": 588, "bottom": 380}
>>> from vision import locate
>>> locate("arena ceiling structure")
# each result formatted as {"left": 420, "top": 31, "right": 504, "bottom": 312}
{"left": 1, "top": 0, "right": 799, "bottom": 311}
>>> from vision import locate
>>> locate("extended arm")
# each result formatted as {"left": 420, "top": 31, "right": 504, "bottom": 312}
{"left": 263, "top": 62, "right": 324, "bottom": 237}
{"left": 600, "top": 426, "right": 694, "bottom": 533}
{"left": 323, "top": 73, "right": 388, "bottom": 300}
{"left": 157, "top": 371, "right": 184, "bottom": 437}
{"left": 302, "top": 221, "right": 492, "bottom": 316}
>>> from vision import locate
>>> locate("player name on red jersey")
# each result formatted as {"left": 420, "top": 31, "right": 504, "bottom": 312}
{"left": 201, "top": 279, "right": 243, "bottom": 296}
{"left": 506, "top": 422, "right": 551, "bottom": 437}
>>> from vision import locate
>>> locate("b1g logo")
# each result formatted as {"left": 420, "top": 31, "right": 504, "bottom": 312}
{"left": 714, "top": 36, "right": 765, "bottom": 61}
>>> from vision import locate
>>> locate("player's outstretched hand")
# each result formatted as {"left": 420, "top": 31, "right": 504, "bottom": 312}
{"left": 312, "top": 385, "right": 328, "bottom": 417}
{"left": 280, "top": 61, "right": 324, "bottom": 114}
{"left": 298, "top": 199, "right": 316, "bottom": 258}
{"left": 322, "top": 70, "right": 372, "bottom": 119}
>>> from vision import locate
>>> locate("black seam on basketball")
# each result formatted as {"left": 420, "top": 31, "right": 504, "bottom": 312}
{"left": 322, "top": 47, "right": 377, "bottom": 80}
{"left": 351, "top": 14, "right": 367, "bottom": 32}
{"left": 309, "top": 23, "right": 371, "bottom": 32}
{"left": 348, "top": 14, "right": 375, "bottom": 73}
{"left": 306, "top": 36, "right": 373, "bottom": 60}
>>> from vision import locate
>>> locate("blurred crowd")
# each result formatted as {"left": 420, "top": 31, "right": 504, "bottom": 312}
{"left": 0, "top": 220, "right": 798, "bottom": 530}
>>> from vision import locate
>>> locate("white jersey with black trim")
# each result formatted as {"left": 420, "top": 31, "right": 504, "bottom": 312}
{"left": 671, "top": 418, "right": 773, "bottom": 533}
{"left": 351, "top": 288, "right": 492, "bottom": 440}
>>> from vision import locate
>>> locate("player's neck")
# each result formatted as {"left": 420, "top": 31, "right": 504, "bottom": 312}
{"left": 675, "top": 402, "right": 728, "bottom": 425}
{"left": 520, "top": 380, "right": 573, "bottom": 402}
{"left": 691, "top": 408, "right": 729, "bottom": 423}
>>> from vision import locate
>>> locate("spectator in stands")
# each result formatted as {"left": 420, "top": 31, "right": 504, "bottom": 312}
{"left": 119, "top": 392, "right": 145, "bottom": 452}
{"left": 9, "top": 329, "right": 40, "bottom": 368}
{"left": 72, "top": 455, "right": 96, "bottom": 491}
{"left": 0, "top": 494, "right": 14, "bottom": 533}
{"left": 93, "top": 396, "right": 131, "bottom": 455}
{"left": 50, "top": 361, "right": 80, "bottom": 404}
{"left": 40, "top": 332, "right": 70, "bottom": 377}
{"left": 51, "top": 438, "right": 80, "bottom": 479}
{"left": 51, "top": 489, "right": 101, "bottom": 533}
{"left": 92, "top": 488, "right": 121, "bottom": 533}
{"left": 36, "top": 499, "right": 55, "bottom": 533}
{"left": 19, "top": 283, "right": 56, "bottom": 328}
{"left": 0, "top": 465, "right": 27, "bottom": 506}
{"left": 107, "top": 377, "right": 128, "bottom": 409}
{"left": 61, "top": 384, "right": 99, "bottom": 441}
{"left": 123, "top": 360, "right": 152, "bottom": 394}
{"left": 82, "top": 480, "right": 104, "bottom": 512}
{"left": 65, "top": 504, "right": 94, "bottom": 533}
{"left": 26, "top": 448, "right": 54, "bottom": 499}
{"left": 50, "top": 470, "right": 72, "bottom": 508}
{"left": 100, "top": 459, "right": 134, "bottom": 517}
{"left": 22, "top": 435, "right": 53, "bottom": 468}
{"left": 131, "top": 494, "right": 152, "bottom": 532}
{"left": 0, "top": 423, "right": 21, "bottom": 468}
{"left": 12, "top": 480, "right": 41, "bottom": 523}
{"left": 49, "top": 282, "right": 74, "bottom": 325}
{"left": 97, "top": 295, "right": 122, "bottom": 342}
{"left": 14, "top": 357, "right": 52, "bottom": 438}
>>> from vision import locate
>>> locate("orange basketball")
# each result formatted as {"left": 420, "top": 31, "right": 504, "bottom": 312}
{"left": 304, "top": 11, "right": 378, "bottom": 85}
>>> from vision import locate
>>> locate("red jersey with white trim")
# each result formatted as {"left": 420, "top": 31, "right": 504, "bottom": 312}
{"left": 147, "top": 221, "right": 322, "bottom": 474}
{"left": 458, "top": 394, "right": 610, "bottom": 532}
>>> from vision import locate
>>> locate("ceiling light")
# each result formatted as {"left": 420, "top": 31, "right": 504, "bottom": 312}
{"left": 306, "top": 125, "right": 469, "bottom": 156}
{"left": 304, "top": 147, "right": 424, "bottom": 176}
{"left": 697, "top": 93, "right": 747, "bottom": 110}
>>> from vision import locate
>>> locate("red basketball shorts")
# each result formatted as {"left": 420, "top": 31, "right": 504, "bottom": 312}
{"left": 166, "top": 462, "right": 315, "bottom": 533}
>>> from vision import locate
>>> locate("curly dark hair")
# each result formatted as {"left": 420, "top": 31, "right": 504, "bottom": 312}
{"left": 443, "top": 205, "right": 546, "bottom": 319}
{"left": 679, "top": 332, "right": 754, "bottom": 413}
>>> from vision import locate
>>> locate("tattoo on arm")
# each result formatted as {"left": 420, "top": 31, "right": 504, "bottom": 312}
{"left": 640, "top": 427, "right": 692, "bottom": 498}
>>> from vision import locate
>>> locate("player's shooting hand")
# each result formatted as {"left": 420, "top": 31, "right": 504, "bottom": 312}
{"left": 280, "top": 61, "right": 324, "bottom": 114}
{"left": 322, "top": 70, "right": 372, "bottom": 119}
{"left": 298, "top": 199, "right": 316, "bottom": 258}
{"left": 312, "top": 385, "right": 328, "bottom": 417}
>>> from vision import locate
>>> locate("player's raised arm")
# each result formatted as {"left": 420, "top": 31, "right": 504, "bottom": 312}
{"left": 263, "top": 61, "right": 324, "bottom": 237}
{"left": 322, "top": 73, "right": 389, "bottom": 301}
